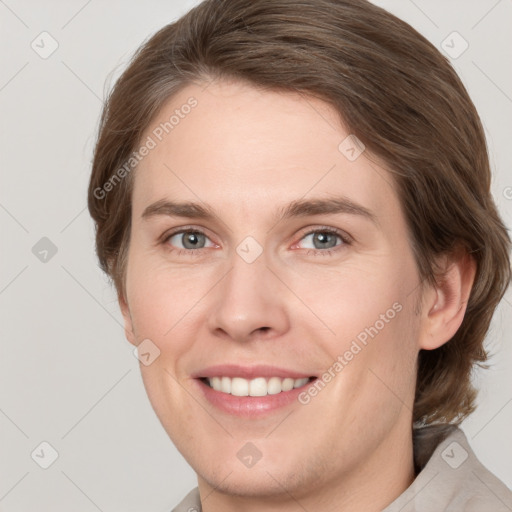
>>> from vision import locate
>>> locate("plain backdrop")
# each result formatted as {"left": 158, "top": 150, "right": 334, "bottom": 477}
{"left": 1, "top": 1, "right": 511, "bottom": 510}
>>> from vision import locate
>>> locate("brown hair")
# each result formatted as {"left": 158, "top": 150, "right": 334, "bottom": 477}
{"left": 88, "top": 0, "right": 511, "bottom": 425}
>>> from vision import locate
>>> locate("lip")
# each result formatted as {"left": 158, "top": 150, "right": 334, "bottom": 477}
{"left": 194, "top": 377, "right": 316, "bottom": 417}
{"left": 191, "top": 365, "right": 317, "bottom": 418}
{"left": 192, "top": 364, "right": 315, "bottom": 380}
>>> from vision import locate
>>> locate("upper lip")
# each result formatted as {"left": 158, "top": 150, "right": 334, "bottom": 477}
{"left": 192, "top": 364, "right": 316, "bottom": 380}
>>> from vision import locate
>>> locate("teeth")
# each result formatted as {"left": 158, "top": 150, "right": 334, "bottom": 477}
{"left": 267, "top": 376, "right": 282, "bottom": 395}
{"left": 206, "top": 376, "right": 310, "bottom": 396}
{"left": 231, "top": 377, "right": 249, "bottom": 396}
{"left": 211, "top": 377, "right": 222, "bottom": 391}
{"left": 221, "top": 376, "right": 231, "bottom": 394}
{"left": 249, "top": 377, "right": 267, "bottom": 397}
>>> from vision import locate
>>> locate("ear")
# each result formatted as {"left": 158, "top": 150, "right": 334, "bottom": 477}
{"left": 118, "top": 292, "right": 137, "bottom": 346}
{"left": 418, "top": 247, "right": 477, "bottom": 350}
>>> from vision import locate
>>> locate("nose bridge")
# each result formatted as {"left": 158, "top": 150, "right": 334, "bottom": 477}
{"left": 221, "top": 230, "right": 272, "bottom": 296}
{"left": 221, "top": 244, "right": 273, "bottom": 313}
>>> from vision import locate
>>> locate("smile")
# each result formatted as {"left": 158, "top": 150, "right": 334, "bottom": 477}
{"left": 202, "top": 376, "right": 314, "bottom": 396}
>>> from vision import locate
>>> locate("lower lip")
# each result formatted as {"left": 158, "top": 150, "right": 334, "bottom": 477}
{"left": 195, "top": 378, "right": 316, "bottom": 418}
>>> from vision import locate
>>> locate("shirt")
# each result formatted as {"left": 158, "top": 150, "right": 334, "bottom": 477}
{"left": 171, "top": 424, "right": 512, "bottom": 511}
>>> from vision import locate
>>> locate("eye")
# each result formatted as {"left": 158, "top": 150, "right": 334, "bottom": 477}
{"left": 163, "top": 229, "right": 216, "bottom": 254}
{"left": 295, "top": 227, "right": 351, "bottom": 256}
{"left": 161, "top": 226, "right": 352, "bottom": 257}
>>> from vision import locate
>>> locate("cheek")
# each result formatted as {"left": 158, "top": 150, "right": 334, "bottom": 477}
{"left": 293, "top": 255, "right": 420, "bottom": 392}
{"left": 125, "top": 250, "right": 209, "bottom": 335}
{"left": 125, "top": 257, "right": 223, "bottom": 384}
{"left": 289, "top": 259, "right": 406, "bottom": 338}
{"left": 339, "top": 295, "right": 419, "bottom": 416}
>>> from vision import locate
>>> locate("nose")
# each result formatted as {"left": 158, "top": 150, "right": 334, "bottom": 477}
{"left": 207, "top": 249, "right": 290, "bottom": 343}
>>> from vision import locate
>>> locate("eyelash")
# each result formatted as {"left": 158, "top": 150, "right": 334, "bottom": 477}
{"left": 160, "top": 225, "right": 352, "bottom": 257}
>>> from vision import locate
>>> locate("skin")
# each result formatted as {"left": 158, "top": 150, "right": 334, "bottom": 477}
{"left": 119, "top": 79, "right": 476, "bottom": 512}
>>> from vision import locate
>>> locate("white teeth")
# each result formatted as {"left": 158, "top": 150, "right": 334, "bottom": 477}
{"left": 231, "top": 377, "right": 249, "bottom": 396}
{"left": 211, "top": 377, "right": 222, "bottom": 391}
{"left": 206, "top": 376, "right": 311, "bottom": 396}
{"left": 281, "top": 378, "right": 294, "bottom": 391}
{"left": 249, "top": 377, "right": 267, "bottom": 397}
{"left": 220, "top": 376, "right": 231, "bottom": 394}
{"left": 267, "top": 376, "right": 282, "bottom": 395}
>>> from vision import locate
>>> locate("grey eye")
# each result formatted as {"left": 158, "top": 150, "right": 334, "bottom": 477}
{"left": 300, "top": 231, "right": 342, "bottom": 250}
{"left": 168, "top": 231, "right": 210, "bottom": 250}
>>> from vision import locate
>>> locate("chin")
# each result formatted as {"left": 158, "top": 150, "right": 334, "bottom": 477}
{"left": 192, "top": 443, "right": 324, "bottom": 501}
{"left": 199, "top": 466, "right": 309, "bottom": 499}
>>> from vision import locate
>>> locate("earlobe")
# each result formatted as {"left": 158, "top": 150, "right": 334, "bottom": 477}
{"left": 118, "top": 292, "right": 137, "bottom": 346}
{"left": 419, "top": 249, "right": 477, "bottom": 351}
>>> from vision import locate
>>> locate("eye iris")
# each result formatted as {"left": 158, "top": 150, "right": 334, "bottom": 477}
{"left": 182, "top": 232, "right": 204, "bottom": 249}
{"left": 314, "top": 232, "right": 337, "bottom": 249}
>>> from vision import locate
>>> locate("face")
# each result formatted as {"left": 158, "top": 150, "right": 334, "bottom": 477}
{"left": 120, "top": 79, "right": 426, "bottom": 498}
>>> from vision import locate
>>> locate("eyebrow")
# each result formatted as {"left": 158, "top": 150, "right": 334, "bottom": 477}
{"left": 141, "top": 196, "right": 378, "bottom": 226}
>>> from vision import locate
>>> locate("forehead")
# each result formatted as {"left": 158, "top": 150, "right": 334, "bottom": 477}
{"left": 132, "top": 79, "right": 398, "bottom": 223}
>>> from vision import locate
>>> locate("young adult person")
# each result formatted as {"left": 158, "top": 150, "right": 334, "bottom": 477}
{"left": 88, "top": 1, "right": 512, "bottom": 510}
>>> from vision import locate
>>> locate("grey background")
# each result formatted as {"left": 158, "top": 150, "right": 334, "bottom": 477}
{"left": 0, "top": 0, "right": 511, "bottom": 510}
